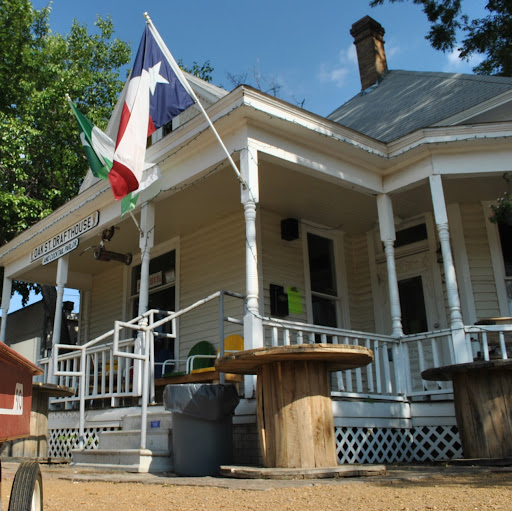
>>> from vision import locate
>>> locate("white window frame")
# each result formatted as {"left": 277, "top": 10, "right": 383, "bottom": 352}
{"left": 301, "top": 222, "right": 349, "bottom": 329}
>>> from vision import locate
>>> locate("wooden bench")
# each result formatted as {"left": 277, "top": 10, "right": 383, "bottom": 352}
{"left": 155, "top": 370, "right": 243, "bottom": 387}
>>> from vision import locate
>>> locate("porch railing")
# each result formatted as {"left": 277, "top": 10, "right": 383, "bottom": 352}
{"left": 465, "top": 324, "right": 512, "bottom": 361}
{"left": 44, "top": 290, "right": 244, "bottom": 450}
{"left": 260, "top": 317, "right": 404, "bottom": 399}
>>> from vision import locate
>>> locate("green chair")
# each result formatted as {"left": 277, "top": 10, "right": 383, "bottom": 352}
{"left": 160, "top": 341, "right": 216, "bottom": 378}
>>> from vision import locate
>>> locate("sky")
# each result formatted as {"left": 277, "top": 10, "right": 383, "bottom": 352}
{"left": 7, "top": 0, "right": 489, "bottom": 313}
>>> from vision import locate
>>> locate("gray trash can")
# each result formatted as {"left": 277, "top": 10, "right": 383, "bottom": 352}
{"left": 163, "top": 383, "right": 240, "bottom": 476}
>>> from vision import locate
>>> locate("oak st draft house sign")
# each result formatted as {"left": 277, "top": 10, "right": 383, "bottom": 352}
{"left": 31, "top": 211, "right": 100, "bottom": 265}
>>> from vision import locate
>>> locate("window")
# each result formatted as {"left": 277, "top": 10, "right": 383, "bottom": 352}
{"left": 307, "top": 233, "right": 339, "bottom": 329}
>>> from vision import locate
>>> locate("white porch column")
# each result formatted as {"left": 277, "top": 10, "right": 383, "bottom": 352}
{"left": 377, "top": 194, "right": 403, "bottom": 337}
{"left": 241, "top": 146, "right": 263, "bottom": 399}
{"left": 134, "top": 201, "right": 155, "bottom": 395}
{"left": 0, "top": 274, "right": 12, "bottom": 343}
{"left": 138, "top": 201, "right": 155, "bottom": 317}
{"left": 50, "top": 255, "right": 69, "bottom": 383}
{"left": 429, "top": 175, "right": 472, "bottom": 363}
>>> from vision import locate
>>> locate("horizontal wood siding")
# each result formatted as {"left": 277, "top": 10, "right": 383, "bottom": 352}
{"left": 461, "top": 203, "right": 500, "bottom": 319}
{"left": 88, "top": 266, "right": 125, "bottom": 341}
{"left": 260, "top": 209, "right": 307, "bottom": 323}
{"left": 345, "top": 233, "right": 375, "bottom": 332}
{"left": 178, "top": 213, "right": 246, "bottom": 359}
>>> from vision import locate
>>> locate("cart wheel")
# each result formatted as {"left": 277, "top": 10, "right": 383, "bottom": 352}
{"left": 8, "top": 461, "right": 43, "bottom": 511}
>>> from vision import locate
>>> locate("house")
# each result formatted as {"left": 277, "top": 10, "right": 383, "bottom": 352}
{"left": 1, "top": 15, "right": 512, "bottom": 471}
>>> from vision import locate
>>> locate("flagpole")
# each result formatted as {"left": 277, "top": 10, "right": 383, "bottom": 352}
{"left": 144, "top": 12, "right": 248, "bottom": 190}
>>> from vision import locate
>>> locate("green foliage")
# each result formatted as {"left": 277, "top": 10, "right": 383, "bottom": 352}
{"left": 0, "top": 0, "right": 131, "bottom": 304}
{"left": 178, "top": 59, "right": 214, "bottom": 83}
{"left": 489, "top": 192, "right": 512, "bottom": 224}
{"left": 370, "top": 0, "right": 512, "bottom": 76}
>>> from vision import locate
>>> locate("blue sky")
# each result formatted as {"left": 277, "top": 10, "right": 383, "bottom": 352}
{"left": 8, "top": 0, "right": 488, "bottom": 313}
{"left": 31, "top": 0, "right": 489, "bottom": 117}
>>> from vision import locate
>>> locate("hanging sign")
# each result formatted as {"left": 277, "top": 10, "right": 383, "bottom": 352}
{"left": 31, "top": 211, "right": 99, "bottom": 262}
{"left": 42, "top": 238, "right": 79, "bottom": 266}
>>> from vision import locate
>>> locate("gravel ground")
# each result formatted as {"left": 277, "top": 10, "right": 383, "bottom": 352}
{"left": 1, "top": 462, "right": 511, "bottom": 511}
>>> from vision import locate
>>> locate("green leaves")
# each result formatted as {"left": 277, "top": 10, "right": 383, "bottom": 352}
{"left": 370, "top": 0, "right": 512, "bottom": 76}
{"left": 0, "top": 0, "right": 131, "bottom": 299}
{"left": 0, "top": 0, "right": 131, "bottom": 246}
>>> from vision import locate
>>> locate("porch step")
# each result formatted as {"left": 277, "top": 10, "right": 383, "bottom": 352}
{"left": 121, "top": 409, "right": 172, "bottom": 430}
{"left": 99, "top": 429, "right": 172, "bottom": 451}
{"left": 71, "top": 448, "right": 173, "bottom": 473}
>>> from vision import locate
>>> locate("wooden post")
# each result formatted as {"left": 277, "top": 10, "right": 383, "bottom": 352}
{"left": 257, "top": 360, "right": 337, "bottom": 468}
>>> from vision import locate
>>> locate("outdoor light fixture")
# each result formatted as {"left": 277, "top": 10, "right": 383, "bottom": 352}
{"left": 84, "top": 225, "right": 133, "bottom": 265}
{"left": 93, "top": 246, "right": 133, "bottom": 265}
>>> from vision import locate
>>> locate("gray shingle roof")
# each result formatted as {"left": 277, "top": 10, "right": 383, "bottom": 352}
{"left": 327, "top": 70, "right": 512, "bottom": 142}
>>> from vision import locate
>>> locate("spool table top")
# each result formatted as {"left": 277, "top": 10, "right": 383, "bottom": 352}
{"left": 421, "top": 359, "right": 512, "bottom": 381}
{"left": 215, "top": 343, "right": 374, "bottom": 375}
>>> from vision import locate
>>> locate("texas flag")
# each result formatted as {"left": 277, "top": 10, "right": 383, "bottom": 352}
{"left": 109, "top": 24, "right": 195, "bottom": 200}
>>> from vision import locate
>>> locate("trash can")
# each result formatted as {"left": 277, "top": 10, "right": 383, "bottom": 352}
{"left": 163, "top": 383, "right": 240, "bottom": 476}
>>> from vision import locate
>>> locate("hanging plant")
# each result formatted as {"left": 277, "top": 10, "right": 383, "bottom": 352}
{"left": 489, "top": 192, "right": 512, "bottom": 225}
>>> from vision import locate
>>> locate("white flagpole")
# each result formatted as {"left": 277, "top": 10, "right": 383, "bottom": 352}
{"left": 144, "top": 12, "right": 248, "bottom": 190}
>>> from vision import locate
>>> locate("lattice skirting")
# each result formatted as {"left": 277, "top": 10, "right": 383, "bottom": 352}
{"left": 335, "top": 425, "right": 463, "bottom": 464}
{"left": 48, "top": 427, "right": 117, "bottom": 459}
{"left": 49, "top": 424, "right": 462, "bottom": 463}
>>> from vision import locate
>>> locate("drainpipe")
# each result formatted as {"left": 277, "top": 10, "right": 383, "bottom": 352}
{"left": 241, "top": 145, "right": 263, "bottom": 399}
{"left": 429, "top": 175, "right": 472, "bottom": 363}
{"left": 0, "top": 274, "right": 12, "bottom": 343}
{"left": 50, "top": 255, "right": 69, "bottom": 383}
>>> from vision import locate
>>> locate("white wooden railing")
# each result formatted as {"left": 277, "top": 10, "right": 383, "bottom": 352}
{"left": 260, "top": 317, "right": 405, "bottom": 399}
{"left": 465, "top": 324, "right": 512, "bottom": 361}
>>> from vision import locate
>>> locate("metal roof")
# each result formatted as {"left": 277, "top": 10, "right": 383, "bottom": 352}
{"left": 327, "top": 70, "right": 512, "bottom": 142}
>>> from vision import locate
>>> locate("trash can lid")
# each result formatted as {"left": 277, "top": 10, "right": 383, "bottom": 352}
{"left": 163, "top": 383, "right": 240, "bottom": 421}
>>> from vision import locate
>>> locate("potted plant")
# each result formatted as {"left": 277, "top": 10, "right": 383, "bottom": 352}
{"left": 489, "top": 193, "right": 512, "bottom": 225}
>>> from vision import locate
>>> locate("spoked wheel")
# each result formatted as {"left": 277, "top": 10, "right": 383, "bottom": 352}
{"left": 8, "top": 461, "right": 43, "bottom": 511}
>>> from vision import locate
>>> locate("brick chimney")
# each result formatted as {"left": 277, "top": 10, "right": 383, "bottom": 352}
{"left": 350, "top": 16, "right": 388, "bottom": 91}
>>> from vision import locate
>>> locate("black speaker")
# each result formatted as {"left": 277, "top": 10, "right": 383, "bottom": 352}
{"left": 281, "top": 218, "right": 299, "bottom": 241}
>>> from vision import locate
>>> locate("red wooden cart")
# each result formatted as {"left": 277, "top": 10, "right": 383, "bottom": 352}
{"left": 0, "top": 342, "right": 44, "bottom": 511}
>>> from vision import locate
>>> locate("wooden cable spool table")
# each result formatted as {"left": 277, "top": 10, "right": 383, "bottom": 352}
{"left": 422, "top": 359, "right": 512, "bottom": 459}
{"left": 215, "top": 343, "right": 374, "bottom": 469}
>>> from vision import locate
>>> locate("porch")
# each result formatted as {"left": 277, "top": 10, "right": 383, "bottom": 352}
{"left": 41, "top": 290, "right": 512, "bottom": 468}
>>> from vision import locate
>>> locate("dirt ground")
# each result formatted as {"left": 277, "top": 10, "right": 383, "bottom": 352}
{"left": 1, "top": 462, "right": 511, "bottom": 511}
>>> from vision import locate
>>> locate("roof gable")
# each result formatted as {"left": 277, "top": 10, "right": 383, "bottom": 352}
{"left": 328, "top": 70, "right": 512, "bottom": 142}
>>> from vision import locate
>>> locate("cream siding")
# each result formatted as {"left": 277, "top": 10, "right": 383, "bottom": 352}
{"left": 345, "top": 233, "right": 375, "bottom": 332}
{"left": 461, "top": 202, "right": 500, "bottom": 319}
{"left": 260, "top": 209, "right": 307, "bottom": 322}
{"left": 178, "top": 212, "right": 246, "bottom": 358}
{"left": 87, "top": 265, "right": 125, "bottom": 341}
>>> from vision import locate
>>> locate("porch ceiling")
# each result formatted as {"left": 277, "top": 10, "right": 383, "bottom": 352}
{"left": 259, "top": 160, "right": 379, "bottom": 234}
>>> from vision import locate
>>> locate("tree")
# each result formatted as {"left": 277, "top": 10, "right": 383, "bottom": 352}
{"left": 0, "top": 0, "right": 132, "bottom": 303}
{"left": 370, "top": 0, "right": 512, "bottom": 75}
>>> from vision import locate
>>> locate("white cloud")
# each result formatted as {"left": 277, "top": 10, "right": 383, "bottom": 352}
{"left": 443, "top": 49, "right": 484, "bottom": 73}
{"left": 318, "top": 43, "right": 358, "bottom": 88}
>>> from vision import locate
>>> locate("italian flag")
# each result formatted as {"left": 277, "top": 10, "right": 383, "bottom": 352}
{"left": 67, "top": 96, "right": 114, "bottom": 180}
{"left": 68, "top": 95, "right": 160, "bottom": 216}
